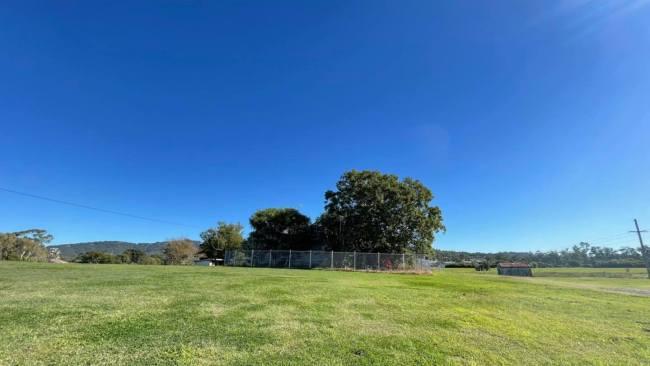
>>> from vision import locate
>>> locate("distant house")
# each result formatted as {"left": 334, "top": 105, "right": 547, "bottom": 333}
{"left": 47, "top": 247, "right": 67, "bottom": 264}
{"left": 497, "top": 262, "right": 532, "bottom": 277}
{"left": 48, "top": 247, "right": 61, "bottom": 260}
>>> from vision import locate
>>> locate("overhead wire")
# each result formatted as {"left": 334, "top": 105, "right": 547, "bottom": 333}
{"left": 0, "top": 187, "right": 200, "bottom": 229}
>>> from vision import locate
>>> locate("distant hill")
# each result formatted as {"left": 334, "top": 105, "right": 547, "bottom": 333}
{"left": 50, "top": 241, "right": 200, "bottom": 260}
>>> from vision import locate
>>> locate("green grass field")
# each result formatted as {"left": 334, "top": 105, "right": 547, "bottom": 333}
{"left": 1, "top": 262, "right": 649, "bottom": 365}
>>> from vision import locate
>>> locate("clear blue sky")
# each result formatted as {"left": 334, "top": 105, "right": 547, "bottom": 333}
{"left": 1, "top": 1, "right": 649, "bottom": 252}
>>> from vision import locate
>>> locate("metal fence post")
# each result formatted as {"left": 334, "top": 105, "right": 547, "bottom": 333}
{"left": 251, "top": 249, "right": 254, "bottom": 267}
{"left": 377, "top": 252, "right": 380, "bottom": 270}
{"left": 309, "top": 250, "right": 312, "bottom": 269}
{"left": 353, "top": 251, "right": 356, "bottom": 271}
{"left": 402, "top": 253, "right": 405, "bottom": 270}
{"left": 331, "top": 251, "right": 334, "bottom": 269}
{"left": 269, "top": 249, "right": 272, "bottom": 267}
{"left": 289, "top": 249, "right": 292, "bottom": 269}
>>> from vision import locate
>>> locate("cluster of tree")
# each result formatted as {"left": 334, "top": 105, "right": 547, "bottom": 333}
{"left": 199, "top": 170, "right": 446, "bottom": 256}
{"left": 75, "top": 249, "right": 163, "bottom": 265}
{"left": 200, "top": 222, "right": 245, "bottom": 257}
{"left": 163, "top": 239, "right": 199, "bottom": 265}
{"left": 437, "top": 242, "right": 647, "bottom": 268}
{"left": 0, "top": 229, "right": 51, "bottom": 261}
{"left": 50, "top": 241, "right": 176, "bottom": 260}
{"left": 76, "top": 239, "right": 199, "bottom": 265}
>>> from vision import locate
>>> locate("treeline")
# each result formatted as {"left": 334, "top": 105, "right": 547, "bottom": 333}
{"left": 52, "top": 241, "right": 176, "bottom": 260}
{"left": 9, "top": 170, "right": 644, "bottom": 269}
{"left": 199, "top": 170, "right": 445, "bottom": 256}
{"left": 2, "top": 230, "right": 646, "bottom": 269}
{"left": 75, "top": 239, "right": 199, "bottom": 265}
{"left": 437, "top": 242, "right": 646, "bottom": 268}
{"left": 0, "top": 230, "right": 196, "bottom": 265}
{"left": 3, "top": 170, "right": 646, "bottom": 269}
{"left": 75, "top": 249, "right": 163, "bottom": 265}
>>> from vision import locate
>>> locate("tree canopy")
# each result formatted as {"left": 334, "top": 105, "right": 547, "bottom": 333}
{"left": 247, "top": 208, "right": 312, "bottom": 250}
{"left": 200, "top": 222, "right": 244, "bottom": 258}
{"left": 318, "top": 170, "right": 445, "bottom": 254}
{"left": 163, "top": 239, "right": 198, "bottom": 265}
{"left": 9, "top": 229, "right": 53, "bottom": 245}
{"left": 120, "top": 248, "right": 147, "bottom": 264}
{"left": 0, "top": 229, "right": 51, "bottom": 261}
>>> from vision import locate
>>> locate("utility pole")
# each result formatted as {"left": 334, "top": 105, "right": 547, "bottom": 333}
{"left": 630, "top": 219, "right": 650, "bottom": 279}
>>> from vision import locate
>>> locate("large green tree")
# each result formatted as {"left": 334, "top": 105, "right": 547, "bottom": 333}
{"left": 200, "top": 222, "right": 244, "bottom": 258}
{"left": 318, "top": 170, "right": 445, "bottom": 254}
{"left": 247, "top": 208, "right": 311, "bottom": 250}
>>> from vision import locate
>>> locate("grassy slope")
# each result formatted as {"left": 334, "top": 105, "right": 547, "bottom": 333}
{"left": 0, "top": 263, "right": 649, "bottom": 365}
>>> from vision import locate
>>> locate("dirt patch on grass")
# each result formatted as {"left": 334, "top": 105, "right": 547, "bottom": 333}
{"left": 508, "top": 277, "right": 650, "bottom": 297}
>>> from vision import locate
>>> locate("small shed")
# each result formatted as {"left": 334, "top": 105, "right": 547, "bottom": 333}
{"left": 497, "top": 262, "right": 532, "bottom": 277}
{"left": 193, "top": 258, "right": 224, "bottom": 266}
{"left": 194, "top": 259, "right": 215, "bottom": 266}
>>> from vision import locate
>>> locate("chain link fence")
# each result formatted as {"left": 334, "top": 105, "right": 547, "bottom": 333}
{"left": 224, "top": 250, "right": 442, "bottom": 273}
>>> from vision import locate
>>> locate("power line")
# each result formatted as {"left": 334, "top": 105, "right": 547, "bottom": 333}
{"left": 570, "top": 232, "right": 639, "bottom": 249}
{"left": 581, "top": 232, "right": 633, "bottom": 244}
{"left": 589, "top": 241, "right": 638, "bottom": 249}
{"left": 0, "top": 187, "right": 199, "bottom": 229}
{"left": 589, "top": 236, "right": 638, "bottom": 247}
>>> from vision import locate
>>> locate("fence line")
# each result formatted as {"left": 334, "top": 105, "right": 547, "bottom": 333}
{"left": 224, "top": 249, "right": 442, "bottom": 273}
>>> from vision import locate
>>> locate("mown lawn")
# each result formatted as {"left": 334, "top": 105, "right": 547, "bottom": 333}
{"left": 1, "top": 262, "right": 649, "bottom": 365}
